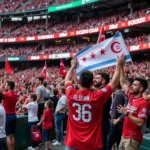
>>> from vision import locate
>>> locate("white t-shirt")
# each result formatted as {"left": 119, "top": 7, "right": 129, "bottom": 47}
{"left": 25, "top": 102, "right": 38, "bottom": 122}
{"left": 0, "top": 104, "right": 6, "bottom": 138}
{"left": 55, "top": 95, "right": 67, "bottom": 114}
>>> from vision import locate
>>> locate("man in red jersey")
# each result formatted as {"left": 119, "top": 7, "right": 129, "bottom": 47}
{"left": 64, "top": 55, "right": 125, "bottom": 150}
{"left": 117, "top": 64, "right": 149, "bottom": 150}
{"left": 2, "top": 81, "right": 18, "bottom": 150}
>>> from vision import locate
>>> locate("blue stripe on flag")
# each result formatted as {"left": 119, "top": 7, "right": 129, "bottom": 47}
{"left": 76, "top": 55, "right": 131, "bottom": 76}
{"left": 114, "top": 32, "right": 121, "bottom": 38}
{"left": 74, "top": 46, "right": 93, "bottom": 57}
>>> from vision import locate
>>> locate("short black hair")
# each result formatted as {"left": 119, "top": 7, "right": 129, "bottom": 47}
{"left": 98, "top": 72, "right": 110, "bottom": 85}
{"left": 134, "top": 77, "right": 148, "bottom": 92}
{"left": 0, "top": 92, "right": 3, "bottom": 103}
{"left": 7, "top": 81, "right": 15, "bottom": 90}
{"left": 80, "top": 70, "right": 93, "bottom": 88}
{"left": 31, "top": 94, "right": 37, "bottom": 101}
{"left": 37, "top": 77, "right": 44, "bottom": 83}
{"left": 127, "top": 78, "right": 134, "bottom": 86}
{"left": 53, "top": 89, "right": 58, "bottom": 96}
{"left": 43, "top": 81, "right": 47, "bottom": 87}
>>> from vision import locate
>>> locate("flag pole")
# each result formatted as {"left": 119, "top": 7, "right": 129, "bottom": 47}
{"left": 97, "top": 22, "right": 105, "bottom": 44}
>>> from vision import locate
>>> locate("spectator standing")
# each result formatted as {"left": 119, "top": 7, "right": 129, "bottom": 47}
{"left": 35, "top": 77, "right": 46, "bottom": 120}
{"left": 52, "top": 88, "right": 67, "bottom": 146}
{"left": 37, "top": 100, "right": 53, "bottom": 150}
{"left": 0, "top": 92, "right": 6, "bottom": 150}
{"left": 23, "top": 94, "right": 39, "bottom": 150}
{"left": 118, "top": 65, "right": 149, "bottom": 150}
{"left": 94, "top": 72, "right": 112, "bottom": 150}
{"left": 2, "top": 81, "right": 18, "bottom": 150}
{"left": 107, "top": 84, "right": 125, "bottom": 150}
{"left": 64, "top": 56, "right": 124, "bottom": 150}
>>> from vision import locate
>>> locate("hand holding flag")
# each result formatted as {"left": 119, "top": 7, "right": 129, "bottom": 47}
{"left": 74, "top": 32, "right": 132, "bottom": 76}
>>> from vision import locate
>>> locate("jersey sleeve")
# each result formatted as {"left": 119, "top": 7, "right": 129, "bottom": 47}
{"left": 137, "top": 102, "right": 149, "bottom": 119}
{"left": 42, "top": 109, "right": 47, "bottom": 119}
{"left": 2, "top": 92, "right": 8, "bottom": 101}
{"left": 65, "top": 83, "right": 76, "bottom": 102}
{"left": 96, "top": 85, "right": 112, "bottom": 105}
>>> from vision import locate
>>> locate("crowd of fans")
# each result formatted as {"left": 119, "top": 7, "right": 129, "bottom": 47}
{"left": 0, "top": 6, "right": 148, "bottom": 38}
{"left": 0, "top": 32, "right": 150, "bottom": 57}
{"left": 0, "top": 0, "right": 28, "bottom": 13}
{"left": 0, "top": 0, "right": 77, "bottom": 13}
{"left": 0, "top": 58, "right": 150, "bottom": 150}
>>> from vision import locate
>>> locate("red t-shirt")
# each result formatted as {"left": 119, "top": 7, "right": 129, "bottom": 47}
{"left": 2, "top": 91, "right": 18, "bottom": 114}
{"left": 64, "top": 83, "right": 112, "bottom": 150}
{"left": 122, "top": 89, "right": 149, "bottom": 144}
{"left": 42, "top": 108, "right": 53, "bottom": 130}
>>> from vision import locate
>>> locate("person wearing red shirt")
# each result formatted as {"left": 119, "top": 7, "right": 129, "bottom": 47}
{"left": 117, "top": 64, "right": 149, "bottom": 150}
{"left": 2, "top": 81, "right": 18, "bottom": 150}
{"left": 64, "top": 55, "right": 125, "bottom": 150}
{"left": 37, "top": 100, "right": 53, "bottom": 150}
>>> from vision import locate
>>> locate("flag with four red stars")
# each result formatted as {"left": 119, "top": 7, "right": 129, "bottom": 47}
{"left": 75, "top": 32, "right": 132, "bottom": 76}
{"left": 5, "top": 58, "right": 12, "bottom": 75}
{"left": 41, "top": 61, "right": 47, "bottom": 80}
{"left": 59, "top": 59, "right": 67, "bottom": 77}
{"left": 97, "top": 25, "right": 105, "bottom": 43}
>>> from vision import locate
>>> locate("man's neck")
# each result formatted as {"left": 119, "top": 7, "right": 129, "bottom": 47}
{"left": 133, "top": 93, "right": 143, "bottom": 99}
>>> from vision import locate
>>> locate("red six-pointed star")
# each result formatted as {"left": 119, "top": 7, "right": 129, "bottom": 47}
{"left": 82, "top": 57, "right": 86, "bottom": 62}
{"left": 100, "top": 48, "right": 105, "bottom": 55}
{"left": 90, "top": 53, "right": 96, "bottom": 59}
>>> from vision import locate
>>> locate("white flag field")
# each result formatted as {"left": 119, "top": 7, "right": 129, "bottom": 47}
{"left": 74, "top": 32, "right": 132, "bottom": 76}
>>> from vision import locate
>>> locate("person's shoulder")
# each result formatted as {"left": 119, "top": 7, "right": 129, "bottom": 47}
{"left": 140, "top": 98, "right": 149, "bottom": 106}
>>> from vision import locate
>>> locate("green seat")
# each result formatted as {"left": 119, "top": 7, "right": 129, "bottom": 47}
{"left": 139, "top": 145, "right": 150, "bottom": 150}
{"left": 141, "top": 133, "right": 150, "bottom": 148}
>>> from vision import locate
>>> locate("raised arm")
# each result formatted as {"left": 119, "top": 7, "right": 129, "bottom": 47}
{"left": 108, "top": 55, "right": 125, "bottom": 90}
{"left": 65, "top": 59, "right": 76, "bottom": 85}
{"left": 119, "top": 64, "right": 129, "bottom": 95}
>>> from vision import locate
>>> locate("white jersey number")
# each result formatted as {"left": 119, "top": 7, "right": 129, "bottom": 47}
{"left": 72, "top": 103, "right": 92, "bottom": 122}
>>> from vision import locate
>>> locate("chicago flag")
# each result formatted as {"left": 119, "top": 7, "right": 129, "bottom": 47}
{"left": 75, "top": 32, "right": 132, "bottom": 76}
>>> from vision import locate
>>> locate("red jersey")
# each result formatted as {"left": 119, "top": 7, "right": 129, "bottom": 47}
{"left": 64, "top": 83, "right": 112, "bottom": 150}
{"left": 42, "top": 108, "right": 53, "bottom": 130}
{"left": 2, "top": 91, "right": 18, "bottom": 114}
{"left": 122, "top": 89, "right": 149, "bottom": 144}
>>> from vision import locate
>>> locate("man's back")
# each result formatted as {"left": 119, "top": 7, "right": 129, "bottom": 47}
{"left": 65, "top": 83, "right": 112, "bottom": 150}
{"left": 36, "top": 85, "right": 46, "bottom": 103}
{"left": 2, "top": 91, "right": 17, "bottom": 114}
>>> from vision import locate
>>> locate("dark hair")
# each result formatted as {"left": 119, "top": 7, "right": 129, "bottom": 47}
{"left": 134, "top": 77, "right": 148, "bottom": 92}
{"left": 43, "top": 81, "right": 47, "bottom": 87}
{"left": 7, "top": 81, "right": 15, "bottom": 90}
{"left": 0, "top": 92, "right": 3, "bottom": 103}
{"left": 98, "top": 72, "right": 110, "bottom": 85}
{"left": 53, "top": 88, "right": 58, "bottom": 96}
{"left": 46, "top": 100, "right": 53, "bottom": 112}
{"left": 31, "top": 94, "right": 37, "bottom": 102}
{"left": 60, "top": 88, "right": 65, "bottom": 94}
{"left": 80, "top": 70, "right": 93, "bottom": 88}
{"left": 147, "top": 78, "right": 150, "bottom": 83}
{"left": 37, "top": 77, "right": 44, "bottom": 83}
{"left": 127, "top": 78, "right": 134, "bottom": 86}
